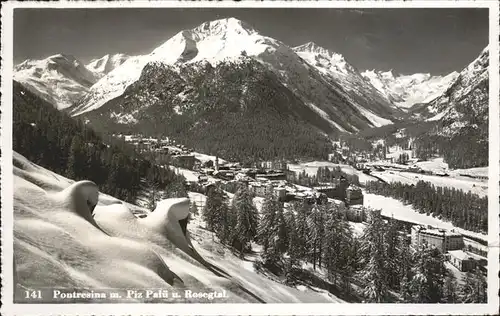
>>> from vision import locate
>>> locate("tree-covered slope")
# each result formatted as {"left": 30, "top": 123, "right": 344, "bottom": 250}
{"left": 13, "top": 80, "right": 185, "bottom": 202}
{"left": 78, "top": 59, "right": 335, "bottom": 162}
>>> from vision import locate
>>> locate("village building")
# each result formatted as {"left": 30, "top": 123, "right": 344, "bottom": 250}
{"left": 448, "top": 250, "right": 478, "bottom": 272}
{"left": 346, "top": 186, "right": 364, "bottom": 206}
{"left": 292, "top": 191, "right": 327, "bottom": 205}
{"left": 255, "top": 172, "right": 287, "bottom": 181}
{"left": 346, "top": 205, "right": 364, "bottom": 222}
{"left": 411, "top": 225, "right": 464, "bottom": 252}
{"left": 257, "top": 160, "right": 288, "bottom": 171}
{"left": 171, "top": 154, "right": 198, "bottom": 170}
{"left": 365, "top": 208, "right": 381, "bottom": 223}
{"left": 249, "top": 182, "right": 270, "bottom": 198}
{"left": 313, "top": 177, "right": 350, "bottom": 201}
{"left": 248, "top": 182, "right": 287, "bottom": 200}
{"left": 213, "top": 170, "right": 235, "bottom": 181}
{"left": 328, "top": 152, "right": 347, "bottom": 164}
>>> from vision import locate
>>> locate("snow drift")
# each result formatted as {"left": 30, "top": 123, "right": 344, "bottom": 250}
{"left": 13, "top": 151, "right": 343, "bottom": 303}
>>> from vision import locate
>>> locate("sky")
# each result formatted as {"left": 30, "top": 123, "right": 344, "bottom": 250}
{"left": 14, "top": 8, "right": 489, "bottom": 75}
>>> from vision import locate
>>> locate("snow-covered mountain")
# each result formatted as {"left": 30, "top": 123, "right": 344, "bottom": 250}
{"left": 70, "top": 17, "right": 402, "bottom": 131}
{"left": 421, "top": 45, "right": 489, "bottom": 126}
{"left": 411, "top": 45, "right": 489, "bottom": 169}
{"left": 86, "top": 53, "right": 131, "bottom": 78}
{"left": 294, "top": 42, "right": 399, "bottom": 126}
{"left": 14, "top": 54, "right": 98, "bottom": 110}
{"left": 361, "top": 69, "right": 459, "bottom": 109}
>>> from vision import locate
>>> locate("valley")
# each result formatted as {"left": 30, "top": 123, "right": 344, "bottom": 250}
{"left": 11, "top": 13, "right": 490, "bottom": 305}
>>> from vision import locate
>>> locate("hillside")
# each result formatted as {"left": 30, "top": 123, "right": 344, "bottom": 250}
{"left": 352, "top": 45, "right": 489, "bottom": 169}
{"left": 12, "top": 80, "right": 186, "bottom": 203}
{"left": 13, "top": 151, "right": 344, "bottom": 303}
{"left": 75, "top": 59, "right": 335, "bottom": 162}
{"left": 294, "top": 42, "right": 402, "bottom": 126}
{"left": 411, "top": 46, "right": 489, "bottom": 169}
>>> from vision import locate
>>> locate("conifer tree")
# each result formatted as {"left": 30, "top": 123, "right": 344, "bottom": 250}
{"left": 257, "top": 188, "right": 278, "bottom": 251}
{"left": 190, "top": 201, "right": 199, "bottom": 217}
{"left": 443, "top": 272, "right": 459, "bottom": 303}
{"left": 293, "top": 201, "right": 309, "bottom": 261}
{"left": 360, "top": 210, "right": 389, "bottom": 302}
{"left": 146, "top": 168, "right": 160, "bottom": 211}
{"left": 66, "top": 135, "right": 86, "bottom": 179}
{"left": 258, "top": 189, "right": 289, "bottom": 267}
{"left": 307, "top": 204, "right": 326, "bottom": 270}
{"left": 165, "top": 176, "right": 188, "bottom": 198}
{"left": 459, "top": 268, "right": 487, "bottom": 303}
{"left": 274, "top": 205, "right": 289, "bottom": 253}
{"left": 323, "top": 211, "right": 353, "bottom": 286}
{"left": 233, "top": 184, "right": 259, "bottom": 258}
{"left": 285, "top": 220, "right": 298, "bottom": 284}
{"left": 203, "top": 185, "right": 228, "bottom": 234}
{"left": 385, "top": 218, "right": 401, "bottom": 289}
{"left": 285, "top": 210, "right": 299, "bottom": 273}
{"left": 223, "top": 200, "right": 238, "bottom": 246}
{"left": 398, "top": 236, "right": 414, "bottom": 300}
{"left": 410, "top": 246, "right": 446, "bottom": 303}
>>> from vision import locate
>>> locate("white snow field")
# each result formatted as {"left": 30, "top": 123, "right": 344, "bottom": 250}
{"left": 370, "top": 170, "right": 487, "bottom": 198}
{"left": 413, "top": 157, "right": 449, "bottom": 173}
{"left": 363, "top": 192, "right": 487, "bottom": 242}
{"left": 191, "top": 151, "right": 227, "bottom": 165}
{"left": 449, "top": 166, "right": 488, "bottom": 179}
{"left": 287, "top": 161, "right": 381, "bottom": 184}
{"left": 86, "top": 53, "right": 131, "bottom": 78}
{"left": 361, "top": 69, "right": 458, "bottom": 109}
{"left": 173, "top": 166, "right": 199, "bottom": 182}
{"left": 13, "top": 152, "right": 343, "bottom": 303}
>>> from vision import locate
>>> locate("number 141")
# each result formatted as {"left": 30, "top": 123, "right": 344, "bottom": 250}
{"left": 25, "top": 290, "right": 42, "bottom": 299}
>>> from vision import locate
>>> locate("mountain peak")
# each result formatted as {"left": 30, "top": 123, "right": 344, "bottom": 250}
{"left": 15, "top": 53, "right": 83, "bottom": 71}
{"left": 14, "top": 53, "right": 97, "bottom": 110}
{"left": 293, "top": 42, "right": 346, "bottom": 64}
{"left": 86, "top": 53, "right": 131, "bottom": 77}
{"left": 150, "top": 17, "right": 264, "bottom": 64}
{"left": 47, "top": 53, "right": 80, "bottom": 63}
{"left": 193, "top": 17, "right": 257, "bottom": 37}
{"left": 295, "top": 42, "right": 327, "bottom": 54}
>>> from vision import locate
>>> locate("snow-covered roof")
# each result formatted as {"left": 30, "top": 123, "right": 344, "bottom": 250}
{"left": 448, "top": 250, "right": 475, "bottom": 261}
{"left": 414, "top": 225, "right": 462, "bottom": 237}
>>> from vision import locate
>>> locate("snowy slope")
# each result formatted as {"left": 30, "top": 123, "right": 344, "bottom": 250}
{"left": 72, "top": 55, "right": 156, "bottom": 115}
{"left": 411, "top": 157, "right": 448, "bottom": 173}
{"left": 14, "top": 54, "right": 98, "bottom": 110}
{"left": 403, "top": 45, "right": 489, "bottom": 170}
{"left": 361, "top": 69, "right": 459, "bottom": 109}
{"left": 363, "top": 192, "right": 487, "bottom": 242}
{"left": 370, "top": 170, "right": 487, "bottom": 197}
{"left": 287, "top": 161, "right": 375, "bottom": 184}
{"left": 86, "top": 53, "right": 131, "bottom": 78}
{"left": 70, "top": 17, "right": 400, "bottom": 131}
{"left": 423, "top": 45, "right": 489, "bottom": 125}
{"left": 294, "top": 42, "right": 400, "bottom": 127}
{"left": 13, "top": 151, "right": 344, "bottom": 303}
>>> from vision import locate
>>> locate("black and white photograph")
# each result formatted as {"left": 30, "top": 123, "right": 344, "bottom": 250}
{"left": 1, "top": 1, "right": 499, "bottom": 314}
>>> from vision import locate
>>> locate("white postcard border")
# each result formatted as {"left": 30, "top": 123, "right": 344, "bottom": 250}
{"left": 1, "top": 1, "right": 499, "bottom": 315}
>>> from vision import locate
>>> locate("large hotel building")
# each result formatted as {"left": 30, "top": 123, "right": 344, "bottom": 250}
{"left": 411, "top": 225, "right": 464, "bottom": 252}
